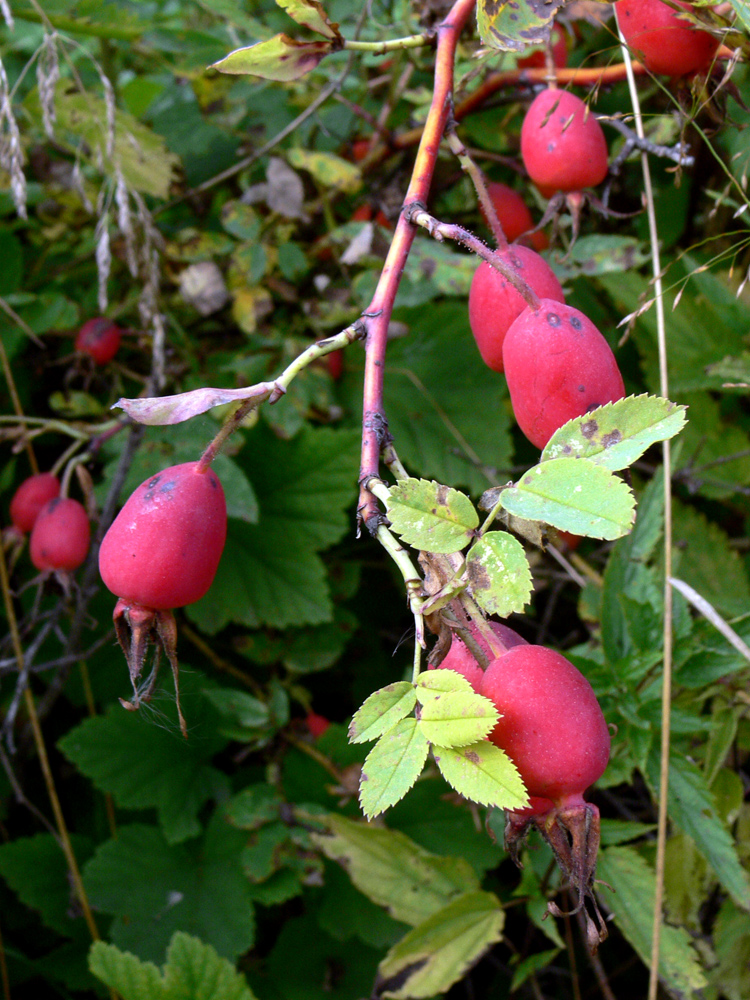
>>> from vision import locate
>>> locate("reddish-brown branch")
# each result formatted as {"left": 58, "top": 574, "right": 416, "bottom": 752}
{"left": 357, "top": 0, "right": 477, "bottom": 530}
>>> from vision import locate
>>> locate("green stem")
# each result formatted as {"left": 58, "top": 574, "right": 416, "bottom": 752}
{"left": 343, "top": 33, "right": 434, "bottom": 53}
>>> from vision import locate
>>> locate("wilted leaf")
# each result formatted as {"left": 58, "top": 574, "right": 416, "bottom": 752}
{"left": 211, "top": 35, "right": 334, "bottom": 81}
{"left": 500, "top": 459, "right": 636, "bottom": 539}
{"left": 113, "top": 383, "right": 273, "bottom": 425}
{"left": 476, "top": 0, "right": 565, "bottom": 52}
{"left": 542, "top": 395, "right": 687, "bottom": 471}
{"left": 287, "top": 148, "right": 362, "bottom": 194}
{"left": 386, "top": 479, "right": 478, "bottom": 554}
{"left": 374, "top": 891, "right": 504, "bottom": 999}
{"left": 278, "top": 0, "right": 341, "bottom": 39}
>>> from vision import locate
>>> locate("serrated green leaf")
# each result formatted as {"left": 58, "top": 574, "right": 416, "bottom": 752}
{"left": 542, "top": 395, "right": 687, "bottom": 471}
{"left": 597, "top": 847, "right": 708, "bottom": 995}
{"left": 278, "top": 0, "right": 341, "bottom": 39}
{"left": 163, "top": 930, "right": 259, "bottom": 1000}
{"left": 287, "top": 148, "right": 361, "bottom": 194}
{"left": 551, "top": 235, "right": 648, "bottom": 277}
{"left": 477, "top": 0, "right": 564, "bottom": 51}
{"left": 433, "top": 741, "right": 528, "bottom": 810}
{"left": 386, "top": 479, "right": 478, "bottom": 554}
{"left": 89, "top": 941, "right": 165, "bottom": 1000}
{"left": 311, "top": 815, "right": 479, "bottom": 926}
{"left": 349, "top": 682, "right": 417, "bottom": 744}
{"left": 360, "top": 718, "right": 430, "bottom": 818}
{"left": 465, "top": 531, "right": 532, "bottom": 617}
{"left": 501, "top": 458, "right": 636, "bottom": 539}
{"left": 375, "top": 891, "right": 504, "bottom": 999}
{"left": 415, "top": 668, "right": 473, "bottom": 701}
{"left": 418, "top": 691, "right": 498, "bottom": 748}
{"left": 211, "top": 35, "right": 333, "bottom": 81}
{"left": 58, "top": 679, "right": 229, "bottom": 845}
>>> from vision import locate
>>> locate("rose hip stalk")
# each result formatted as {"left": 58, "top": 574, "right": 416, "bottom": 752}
{"left": 99, "top": 461, "right": 227, "bottom": 736}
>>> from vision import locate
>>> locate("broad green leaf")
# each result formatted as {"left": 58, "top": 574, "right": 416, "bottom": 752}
{"left": 225, "top": 785, "right": 284, "bottom": 830}
{"left": 360, "top": 718, "right": 430, "bottom": 818}
{"left": 88, "top": 942, "right": 165, "bottom": 1000}
{"left": 597, "top": 847, "right": 708, "bottom": 995}
{"left": 188, "top": 424, "right": 359, "bottom": 632}
{"left": 542, "top": 395, "right": 687, "bottom": 471}
{"left": 58, "top": 681, "right": 230, "bottom": 845}
{"left": 465, "top": 531, "right": 532, "bottom": 617}
{"left": 645, "top": 754, "right": 750, "bottom": 910}
{"left": 211, "top": 36, "right": 333, "bottom": 81}
{"left": 729, "top": 0, "right": 750, "bottom": 30}
{"left": 287, "top": 148, "right": 361, "bottom": 194}
{"left": 415, "top": 668, "right": 473, "bottom": 701}
{"left": 375, "top": 891, "right": 504, "bottom": 999}
{"left": 26, "top": 87, "right": 180, "bottom": 198}
{"left": 418, "top": 692, "right": 498, "bottom": 748}
{"left": 710, "top": 899, "right": 750, "bottom": 1000}
{"left": 386, "top": 479, "right": 478, "bottom": 554}
{"left": 477, "top": 0, "right": 564, "bottom": 51}
{"left": 500, "top": 458, "right": 636, "bottom": 539}
{"left": 349, "top": 682, "right": 418, "bottom": 744}
{"left": 433, "top": 741, "right": 528, "bottom": 810}
{"left": 0, "top": 833, "right": 93, "bottom": 937}
{"left": 202, "top": 689, "right": 270, "bottom": 741}
{"left": 401, "top": 240, "right": 476, "bottom": 296}
{"left": 311, "top": 815, "right": 479, "bottom": 926}
{"left": 83, "top": 818, "right": 255, "bottom": 963}
{"left": 278, "top": 0, "right": 341, "bottom": 39}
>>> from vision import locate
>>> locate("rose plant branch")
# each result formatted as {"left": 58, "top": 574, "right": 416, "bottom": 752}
{"left": 357, "top": 0, "right": 478, "bottom": 530}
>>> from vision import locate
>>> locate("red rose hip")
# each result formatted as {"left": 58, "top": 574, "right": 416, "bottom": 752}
{"left": 30, "top": 497, "right": 90, "bottom": 572}
{"left": 468, "top": 246, "right": 565, "bottom": 372}
{"left": 503, "top": 300, "right": 625, "bottom": 449}
{"left": 75, "top": 317, "right": 122, "bottom": 365}
{"left": 9, "top": 472, "right": 61, "bottom": 533}
{"left": 99, "top": 461, "right": 227, "bottom": 610}
{"left": 615, "top": 0, "right": 720, "bottom": 78}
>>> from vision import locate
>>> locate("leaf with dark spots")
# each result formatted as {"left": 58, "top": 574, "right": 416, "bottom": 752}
{"left": 372, "top": 958, "right": 430, "bottom": 997}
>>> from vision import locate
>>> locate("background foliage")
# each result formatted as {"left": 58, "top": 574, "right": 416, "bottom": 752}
{"left": 1, "top": 1, "right": 750, "bottom": 998}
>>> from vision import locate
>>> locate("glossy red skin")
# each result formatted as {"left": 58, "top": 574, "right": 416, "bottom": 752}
{"left": 468, "top": 247, "right": 565, "bottom": 373}
{"left": 521, "top": 89, "right": 608, "bottom": 195}
{"left": 508, "top": 795, "right": 555, "bottom": 819}
{"left": 480, "top": 644, "right": 610, "bottom": 801}
{"left": 9, "top": 473, "right": 61, "bottom": 533}
{"left": 431, "top": 622, "right": 528, "bottom": 691}
{"left": 615, "top": 0, "right": 719, "bottom": 77}
{"left": 75, "top": 318, "right": 122, "bottom": 365}
{"left": 30, "top": 497, "right": 90, "bottom": 571}
{"left": 99, "top": 462, "right": 227, "bottom": 610}
{"left": 517, "top": 26, "right": 568, "bottom": 70}
{"left": 503, "top": 300, "right": 625, "bottom": 449}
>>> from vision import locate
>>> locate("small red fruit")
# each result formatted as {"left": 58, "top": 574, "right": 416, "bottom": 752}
{"left": 480, "top": 644, "right": 610, "bottom": 803}
{"left": 521, "top": 89, "right": 609, "bottom": 196}
{"left": 468, "top": 246, "right": 565, "bottom": 372}
{"left": 30, "top": 497, "right": 90, "bottom": 572}
{"left": 99, "top": 461, "right": 227, "bottom": 610}
{"left": 306, "top": 712, "right": 331, "bottom": 739}
{"left": 327, "top": 349, "right": 344, "bottom": 380}
{"left": 431, "top": 621, "right": 527, "bottom": 691}
{"left": 9, "top": 473, "right": 61, "bottom": 533}
{"left": 75, "top": 317, "right": 122, "bottom": 365}
{"left": 614, "top": 0, "right": 720, "bottom": 78}
{"left": 503, "top": 300, "right": 625, "bottom": 449}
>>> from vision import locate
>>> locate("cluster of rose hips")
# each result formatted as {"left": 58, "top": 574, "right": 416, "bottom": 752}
{"left": 9, "top": 472, "right": 90, "bottom": 574}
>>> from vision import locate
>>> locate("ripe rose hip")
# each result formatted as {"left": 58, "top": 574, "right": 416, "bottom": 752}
{"left": 75, "top": 317, "right": 122, "bottom": 365}
{"left": 615, "top": 0, "right": 720, "bottom": 78}
{"left": 99, "top": 461, "right": 227, "bottom": 610}
{"left": 480, "top": 644, "right": 610, "bottom": 803}
{"left": 468, "top": 246, "right": 565, "bottom": 372}
{"left": 9, "top": 472, "right": 61, "bottom": 534}
{"left": 30, "top": 497, "right": 90, "bottom": 572}
{"left": 521, "top": 89, "right": 608, "bottom": 196}
{"left": 503, "top": 300, "right": 625, "bottom": 449}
